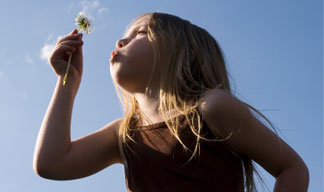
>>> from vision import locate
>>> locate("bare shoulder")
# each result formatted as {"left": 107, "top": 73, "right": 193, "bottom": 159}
{"left": 197, "top": 88, "right": 308, "bottom": 178}
{"left": 96, "top": 118, "right": 123, "bottom": 138}
{"left": 198, "top": 88, "right": 241, "bottom": 114}
{"left": 81, "top": 118, "right": 122, "bottom": 148}
{"left": 197, "top": 88, "right": 245, "bottom": 138}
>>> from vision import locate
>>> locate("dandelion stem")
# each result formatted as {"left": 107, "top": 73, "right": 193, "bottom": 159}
{"left": 63, "top": 52, "right": 73, "bottom": 86}
{"left": 78, "top": 23, "right": 85, "bottom": 32}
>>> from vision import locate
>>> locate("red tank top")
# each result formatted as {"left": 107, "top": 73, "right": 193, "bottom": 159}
{"left": 122, "top": 115, "right": 244, "bottom": 192}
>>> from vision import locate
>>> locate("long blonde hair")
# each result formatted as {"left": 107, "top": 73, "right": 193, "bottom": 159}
{"left": 116, "top": 12, "right": 279, "bottom": 192}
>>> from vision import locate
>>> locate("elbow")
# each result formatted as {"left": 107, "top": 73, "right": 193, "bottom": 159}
{"left": 33, "top": 158, "right": 52, "bottom": 179}
{"left": 281, "top": 160, "right": 310, "bottom": 184}
{"left": 285, "top": 155, "right": 310, "bottom": 183}
{"left": 293, "top": 159, "right": 310, "bottom": 183}
{"left": 33, "top": 166, "right": 50, "bottom": 179}
{"left": 301, "top": 162, "right": 310, "bottom": 185}
{"left": 33, "top": 156, "right": 62, "bottom": 180}
{"left": 274, "top": 162, "right": 310, "bottom": 191}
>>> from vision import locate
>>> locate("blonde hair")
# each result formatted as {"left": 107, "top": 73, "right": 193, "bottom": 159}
{"left": 115, "top": 12, "right": 279, "bottom": 192}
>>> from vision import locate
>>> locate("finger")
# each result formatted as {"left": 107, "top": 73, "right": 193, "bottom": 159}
{"left": 57, "top": 33, "right": 83, "bottom": 45}
{"left": 59, "top": 40, "right": 84, "bottom": 48}
{"left": 69, "top": 29, "right": 78, "bottom": 35}
{"left": 73, "top": 44, "right": 83, "bottom": 57}
{"left": 53, "top": 44, "right": 76, "bottom": 57}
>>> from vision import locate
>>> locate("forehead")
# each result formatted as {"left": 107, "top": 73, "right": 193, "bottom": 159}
{"left": 124, "top": 15, "right": 151, "bottom": 37}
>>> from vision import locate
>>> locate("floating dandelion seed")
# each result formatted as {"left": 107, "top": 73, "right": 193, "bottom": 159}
{"left": 63, "top": 12, "right": 93, "bottom": 86}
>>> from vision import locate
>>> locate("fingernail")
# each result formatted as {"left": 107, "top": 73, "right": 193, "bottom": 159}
{"left": 70, "top": 29, "right": 77, "bottom": 35}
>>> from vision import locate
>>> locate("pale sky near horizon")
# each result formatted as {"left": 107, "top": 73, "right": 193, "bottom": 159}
{"left": 0, "top": 0, "right": 322, "bottom": 191}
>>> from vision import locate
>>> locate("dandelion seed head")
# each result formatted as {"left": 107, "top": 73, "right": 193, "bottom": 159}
{"left": 75, "top": 12, "right": 94, "bottom": 34}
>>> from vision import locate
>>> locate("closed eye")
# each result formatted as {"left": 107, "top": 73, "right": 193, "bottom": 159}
{"left": 137, "top": 30, "right": 148, "bottom": 35}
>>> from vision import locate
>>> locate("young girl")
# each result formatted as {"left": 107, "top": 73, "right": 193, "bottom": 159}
{"left": 33, "top": 12, "right": 309, "bottom": 192}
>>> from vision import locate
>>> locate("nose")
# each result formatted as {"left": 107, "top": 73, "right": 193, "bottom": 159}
{"left": 116, "top": 38, "right": 128, "bottom": 48}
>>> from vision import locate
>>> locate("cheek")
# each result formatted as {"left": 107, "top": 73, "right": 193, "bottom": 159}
{"left": 128, "top": 39, "right": 154, "bottom": 65}
{"left": 109, "top": 39, "right": 154, "bottom": 92}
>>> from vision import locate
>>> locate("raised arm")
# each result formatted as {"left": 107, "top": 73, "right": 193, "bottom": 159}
{"left": 198, "top": 89, "right": 309, "bottom": 192}
{"left": 33, "top": 30, "right": 121, "bottom": 180}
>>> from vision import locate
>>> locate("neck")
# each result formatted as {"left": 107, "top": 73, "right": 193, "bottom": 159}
{"left": 133, "top": 89, "right": 180, "bottom": 126}
{"left": 133, "top": 89, "right": 161, "bottom": 126}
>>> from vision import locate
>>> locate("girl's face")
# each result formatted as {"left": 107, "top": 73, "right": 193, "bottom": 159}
{"left": 110, "top": 15, "right": 155, "bottom": 94}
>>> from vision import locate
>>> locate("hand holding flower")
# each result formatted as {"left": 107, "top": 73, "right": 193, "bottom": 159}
{"left": 62, "top": 12, "right": 92, "bottom": 86}
{"left": 49, "top": 30, "right": 84, "bottom": 88}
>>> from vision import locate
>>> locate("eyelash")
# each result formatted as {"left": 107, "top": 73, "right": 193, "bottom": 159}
{"left": 137, "top": 30, "right": 147, "bottom": 35}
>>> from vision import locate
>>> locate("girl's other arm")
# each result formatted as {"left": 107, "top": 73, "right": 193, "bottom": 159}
{"left": 199, "top": 89, "right": 309, "bottom": 192}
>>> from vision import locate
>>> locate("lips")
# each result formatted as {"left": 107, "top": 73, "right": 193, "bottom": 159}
{"left": 111, "top": 50, "right": 118, "bottom": 57}
{"left": 110, "top": 50, "right": 119, "bottom": 62}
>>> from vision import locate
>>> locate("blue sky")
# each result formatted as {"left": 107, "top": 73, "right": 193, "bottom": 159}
{"left": 0, "top": 0, "right": 322, "bottom": 191}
